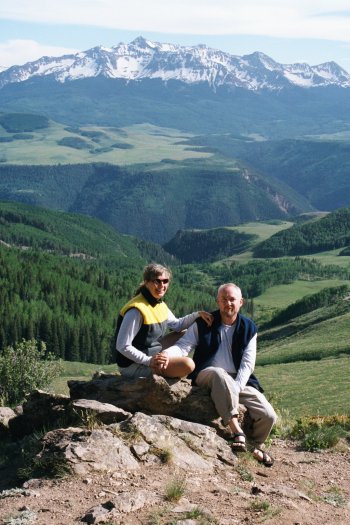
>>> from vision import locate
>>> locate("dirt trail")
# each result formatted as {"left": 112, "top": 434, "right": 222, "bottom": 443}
{"left": 1, "top": 438, "right": 349, "bottom": 524}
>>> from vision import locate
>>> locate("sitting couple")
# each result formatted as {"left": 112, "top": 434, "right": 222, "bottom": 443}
{"left": 116, "top": 263, "right": 277, "bottom": 467}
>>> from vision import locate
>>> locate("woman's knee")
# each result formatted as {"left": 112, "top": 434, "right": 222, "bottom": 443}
{"left": 183, "top": 357, "right": 195, "bottom": 374}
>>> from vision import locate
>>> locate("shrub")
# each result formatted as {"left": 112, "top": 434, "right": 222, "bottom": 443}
{"left": 301, "top": 426, "right": 346, "bottom": 452}
{"left": 165, "top": 477, "right": 186, "bottom": 502}
{"left": 0, "top": 339, "right": 62, "bottom": 406}
{"left": 290, "top": 415, "right": 350, "bottom": 451}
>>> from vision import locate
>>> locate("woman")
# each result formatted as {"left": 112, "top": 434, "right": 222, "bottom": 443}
{"left": 116, "top": 263, "right": 212, "bottom": 378}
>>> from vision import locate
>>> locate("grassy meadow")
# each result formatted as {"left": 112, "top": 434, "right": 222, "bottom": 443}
{"left": 50, "top": 361, "right": 117, "bottom": 396}
{"left": 257, "top": 356, "right": 350, "bottom": 417}
{"left": 258, "top": 309, "right": 350, "bottom": 364}
{"left": 49, "top": 356, "right": 350, "bottom": 418}
{"left": 254, "top": 278, "right": 350, "bottom": 320}
{"left": 0, "top": 122, "right": 211, "bottom": 165}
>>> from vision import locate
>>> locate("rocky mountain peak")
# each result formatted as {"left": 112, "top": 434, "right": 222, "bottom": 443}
{"left": 0, "top": 37, "right": 350, "bottom": 91}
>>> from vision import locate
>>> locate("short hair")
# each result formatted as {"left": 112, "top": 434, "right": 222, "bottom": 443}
{"left": 134, "top": 263, "right": 172, "bottom": 295}
{"left": 217, "top": 283, "right": 242, "bottom": 299}
{"left": 143, "top": 263, "right": 172, "bottom": 282}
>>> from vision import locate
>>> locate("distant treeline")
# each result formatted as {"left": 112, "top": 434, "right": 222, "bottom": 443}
{"left": 163, "top": 228, "right": 256, "bottom": 263}
{"left": 1, "top": 244, "right": 348, "bottom": 363}
{"left": 253, "top": 207, "right": 350, "bottom": 257}
{"left": 0, "top": 112, "right": 49, "bottom": 133}
{"left": 204, "top": 256, "right": 349, "bottom": 298}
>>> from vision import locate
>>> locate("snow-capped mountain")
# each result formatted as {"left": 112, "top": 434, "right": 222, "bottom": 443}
{"left": 1, "top": 36, "right": 350, "bottom": 91}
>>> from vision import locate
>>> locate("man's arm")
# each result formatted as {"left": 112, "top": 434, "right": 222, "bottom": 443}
{"left": 163, "top": 322, "right": 199, "bottom": 357}
{"left": 235, "top": 333, "right": 257, "bottom": 391}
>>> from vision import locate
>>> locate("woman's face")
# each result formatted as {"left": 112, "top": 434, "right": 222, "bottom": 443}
{"left": 145, "top": 272, "right": 170, "bottom": 300}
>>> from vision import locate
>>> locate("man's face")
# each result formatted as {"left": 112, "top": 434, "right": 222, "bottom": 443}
{"left": 216, "top": 285, "right": 243, "bottom": 322}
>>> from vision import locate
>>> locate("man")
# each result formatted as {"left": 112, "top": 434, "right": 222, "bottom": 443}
{"left": 164, "top": 283, "right": 277, "bottom": 467}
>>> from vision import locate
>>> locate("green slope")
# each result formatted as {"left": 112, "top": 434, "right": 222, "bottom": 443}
{"left": 0, "top": 159, "right": 308, "bottom": 244}
{"left": 253, "top": 206, "right": 350, "bottom": 257}
{"left": 256, "top": 357, "right": 349, "bottom": 417}
{"left": 257, "top": 297, "right": 350, "bottom": 365}
{"left": 184, "top": 134, "right": 350, "bottom": 211}
{"left": 0, "top": 200, "right": 173, "bottom": 263}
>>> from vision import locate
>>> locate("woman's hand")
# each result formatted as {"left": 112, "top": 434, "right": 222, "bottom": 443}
{"left": 198, "top": 311, "right": 214, "bottom": 326}
{"left": 150, "top": 352, "right": 169, "bottom": 374}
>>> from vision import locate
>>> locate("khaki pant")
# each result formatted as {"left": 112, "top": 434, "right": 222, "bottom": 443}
{"left": 196, "top": 366, "right": 277, "bottom": 448}
{"left": 119, "top": 363, "right": 153, "bottom": 379}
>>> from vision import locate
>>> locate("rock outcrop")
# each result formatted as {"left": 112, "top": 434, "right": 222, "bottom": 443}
{"left": 68, "top": 372, "right": 249, "bottom": 435}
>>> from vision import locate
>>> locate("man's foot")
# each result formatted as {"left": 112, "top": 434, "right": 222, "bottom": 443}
{"left": 253, "top": 448, "right": 274, "bottom": 467}
{"left": 230, "top": 432, "right": 247, "bottom": 453}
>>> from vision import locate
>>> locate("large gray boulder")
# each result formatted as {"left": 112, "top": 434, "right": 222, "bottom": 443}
{"left": 36, "top": 412, "right": 236, "bottom": 479}
{"left": 38, "top": 426, "right": 140, "bottom": 476}
{"left": 68, "top": 373, "right": 249, "bottom": 436}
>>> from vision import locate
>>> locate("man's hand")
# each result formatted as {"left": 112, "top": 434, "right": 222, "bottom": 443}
{"left": 198, "top": 311, "right": 214, "bottom": 326}
{"left": 150, "top": 352, "right": 169, "bottom": 374}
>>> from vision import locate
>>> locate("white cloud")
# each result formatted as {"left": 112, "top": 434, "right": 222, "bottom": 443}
{"left": 1, "top": 1, "right": 350, "bottom": 41}
{"left": 0, "top": 39, "right": 77, "bottom": 68}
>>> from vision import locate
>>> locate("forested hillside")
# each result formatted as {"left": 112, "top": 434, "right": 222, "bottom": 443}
{"left": 0, "top": 160, "right": 309, "bottom": 243}
{"left": 1, "top": 242, "right": 348, "bottom": 363}
{"left": 1, "top": 201, "right": 349, "bottom": 366}
{"left": 253, "top": 206, "right": 350, "bottom": 257}
{"left": 0, "top": 201, "right": 174, "bottom": 262}
{"left": 163, "top": 227, "right": 257, "bottom": 262}
{"left": 182, "top": 134, "right": 350, "bottom": 211}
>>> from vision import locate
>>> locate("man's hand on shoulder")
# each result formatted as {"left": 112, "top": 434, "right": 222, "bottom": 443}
{"left": 198, "top": 311, "right": 214, "bottom": 326}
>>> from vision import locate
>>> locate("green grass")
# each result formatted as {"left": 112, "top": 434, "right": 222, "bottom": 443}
{"left": 0, "top": 122, "right": 211, "bottom": 165}
{"left": 220, "top": 221, "right": 294, "bottom": 262}
{"left": 254, "top": 278, "right": 349, "bottom": 321}
{"left": 229, "top": 220, "right": 294, "bottom": 243}
{"left": 50, "top": 355, "right": 350, "bottom": 419}
{"left": 257, "top": 356, "right": 350, "bottom": 417}
{"left": 302, "top": 249, "right": 350, "bottom": 268}
{"left": 50, "top": 360, "right": 117, "bottom": 396}
{"left": 258, "top": 306, "right": 350, "bottom": 365}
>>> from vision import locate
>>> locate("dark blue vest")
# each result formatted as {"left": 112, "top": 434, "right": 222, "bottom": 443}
{"left": 190, "top": 310, "right": 263, "bottom": 392}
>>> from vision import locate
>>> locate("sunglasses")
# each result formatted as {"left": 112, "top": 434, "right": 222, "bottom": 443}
{"left": 153, "top": 278, "right": 170, "bottom": 285}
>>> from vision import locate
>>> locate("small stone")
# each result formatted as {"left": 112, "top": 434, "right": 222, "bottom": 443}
{"left": 83, "top": 478, "right": 93, "bottom": 485}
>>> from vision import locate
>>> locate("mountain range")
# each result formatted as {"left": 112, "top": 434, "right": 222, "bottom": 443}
{"left": 1, "top": 36, "right": 350, "bottom": 140}
{"left": 0, "top": 37, "right": 350, "bottom": 240}
{"left": 1, "top": 36, "right": 350, "bottom": 91}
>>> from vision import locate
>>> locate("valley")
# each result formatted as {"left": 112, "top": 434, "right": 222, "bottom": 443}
{"left": 0, "top": 36, "right": 349, "bottom": 424}
{"left": 0, "top": 201, "right": 349, "bottom": 420}
{"left": 0, "top": 121, "right": 211, "bottom": 165}
{"left": 0, "top": 34, "right": 349, "bottom": 525}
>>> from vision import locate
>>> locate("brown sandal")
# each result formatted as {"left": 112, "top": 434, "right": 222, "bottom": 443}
{"left": 253, "top": 449, "right": 274, "bottom": 467}
{"left": 230, "top": 432, "right": 247, "bottom": 453}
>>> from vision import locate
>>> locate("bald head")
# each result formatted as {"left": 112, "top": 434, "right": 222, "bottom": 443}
{"left": 217, "top": 283, "right": 242, "bottom": 300}
{"left": 216, "top": 283, "right": 243, "bottom": 325}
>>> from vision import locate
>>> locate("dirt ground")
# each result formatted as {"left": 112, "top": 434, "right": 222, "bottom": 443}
{"left": 1, "top": 438, "right": 349, "bottom": 525}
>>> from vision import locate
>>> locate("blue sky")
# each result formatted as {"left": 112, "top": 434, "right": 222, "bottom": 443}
{"left": 1, "top": 1, "right": 350, "bottom": 71}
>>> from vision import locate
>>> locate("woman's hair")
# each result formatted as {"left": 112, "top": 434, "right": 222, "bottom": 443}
{"left": 134, "top": 263, "right": 172, "bottom": 295}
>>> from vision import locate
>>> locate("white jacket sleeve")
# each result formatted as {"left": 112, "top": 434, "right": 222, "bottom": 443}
{"left": 167, "top": 309, "right": 200, "bottom": 332}
{"left": 235, "top": 333, "right": 257, "bottom": 391}
{"left": 164, "top": 322, "right": 199, "bottom": 357}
